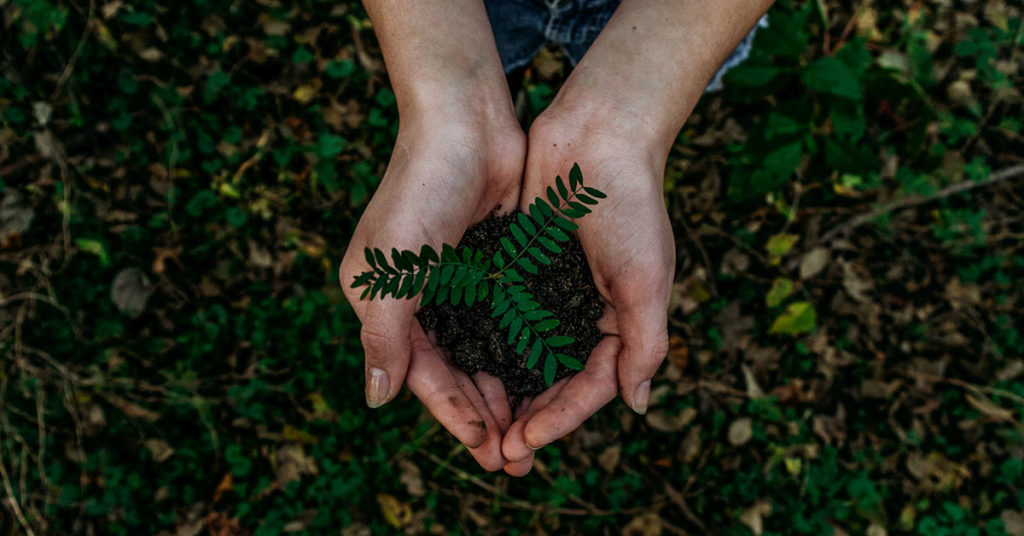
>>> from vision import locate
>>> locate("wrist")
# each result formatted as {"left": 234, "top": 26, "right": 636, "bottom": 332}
{"left": 535, "top": 94, "right": 671, "bottom": 177}
{"left": 543, "top": 80, "right": 679, "bottom": 164}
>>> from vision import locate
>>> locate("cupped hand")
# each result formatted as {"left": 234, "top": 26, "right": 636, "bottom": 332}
{"left": 339, "top": 119, "right": 525, "bottom": 471}
{"left": 500, "top": 111, "right": 675, "bottom": 476}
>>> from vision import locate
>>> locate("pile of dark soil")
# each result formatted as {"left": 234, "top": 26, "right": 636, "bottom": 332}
{"left": 417, "top": 214, "right": 603, "bottom": 397}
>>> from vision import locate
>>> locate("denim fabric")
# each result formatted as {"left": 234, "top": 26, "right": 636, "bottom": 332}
{"left": 483, "top": 0, "right": 768, "bottom": 92}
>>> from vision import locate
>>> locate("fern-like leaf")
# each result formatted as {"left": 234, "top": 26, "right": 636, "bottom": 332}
{"left": 556, "top": 354, "right": 584, "bottom": 370}
{"left": 569, "top": 162, "right": 583, "bottom": 189}
{"left": 516, "top": 212, "right": 535, "bottom": 235}
{"left": 527, "top": 339, "right": 544, "bottom": 368}
{"left": 544, "top": 354, "right": 557, "bottom": 386}
{"left": 556, "top": 175, "right": 569, "bottom": 200}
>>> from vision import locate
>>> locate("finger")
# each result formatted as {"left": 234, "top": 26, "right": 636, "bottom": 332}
{"left": 358, "top": 299, "right": 419, "bottom": 408}
{"left": 474, "top": 372, "right": 512, "bottom": 434}
{"left": 452, "top": 369, "right": 507, "bottom": 472}
{"left": 612, "top": 287, "right": 670, "bottom": 416}
{"left": 406, "top": 327, "right": 488, "bottom": 449}
{"left": 513, "top": 396, "right": 534, "bottom": 420}
{"left": 522, "top": 336, "right": 621, "bottom": 450}
{"left": 503, "top": 454, "right": 535, "bottom": 477}
{"left": 501, "top": 383, "right": 566, "bottom": 462}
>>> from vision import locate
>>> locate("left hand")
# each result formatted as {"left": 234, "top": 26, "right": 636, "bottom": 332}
{"left": 499, "top": 108, "right": 675, "bottom": 476}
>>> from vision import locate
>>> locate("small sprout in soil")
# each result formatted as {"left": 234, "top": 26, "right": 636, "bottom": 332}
{"left": 351, "top": 163, "right": 606, "bottom": 387}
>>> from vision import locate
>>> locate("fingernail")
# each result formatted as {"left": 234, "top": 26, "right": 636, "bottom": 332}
{"left": 366, "top": 367, "right": 390, "bottom": 408}
{"left": 632, "top": 380, "right": 651, "bottom": 415}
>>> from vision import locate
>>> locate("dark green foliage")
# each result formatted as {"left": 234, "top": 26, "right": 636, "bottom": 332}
{"left": 352, "top": 164, "right": 599, "bottom": 385}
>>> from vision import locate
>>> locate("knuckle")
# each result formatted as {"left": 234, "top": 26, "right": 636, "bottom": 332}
{"left": 360, "top": 323, "right": 398, "bottom": 359}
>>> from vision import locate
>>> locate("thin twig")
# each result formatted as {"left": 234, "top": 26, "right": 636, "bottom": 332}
{"left": 794, "top": 163, "right": 1024, "bottom": 267}
{"left": 0, "top": 423, "right": 37, "bottom": 536}
{"left": 50, "top": 0, "right": 96, "bottom": 100}
{"left": 665, "top": 481, "right": 706, "bottom": 533}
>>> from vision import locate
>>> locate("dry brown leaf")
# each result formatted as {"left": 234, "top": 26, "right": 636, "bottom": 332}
{"left": 646, "top": 407, "right": 697, "bottom": 433}
{"left": 965, "top": 394, "right": 1014, "bottom": 422}
{"left": 622, "top": 512, "right": 662, "bottom": 536}
{"left": 680, "top": 426, "right": 702, "bottom": 463}
{"left": 275, "top": 443, "right": 318, "bottom": 487}
{"left": 213, "top": 473, "right": 233, "bottom": 503}
{"left": 742, "top": 364, "right": 765, "bottom": 398}
{"left": 867, "top": 523, "right": 888, "bottom": 536}
{"left": 740, "top": 500, "right": 772, "bottom": 535}
{"left": 109, "top": 395, "right": 161, "bottom": 422}
{"left": 840, "top": 258, "right": 873, "bottom": 302}
{"left": 204, "top": 511, "right": 249, "bottom": 536}
{"left": 728, "top": 417, "right": 753, "bottom": 446}
{"left": 668, "top": 335, "right": 689, "bottom": 368}
{"left": 1002, "top": 510, "right": 1024, "bottom": 536}
{"left": 799, "top": 247, "right": 830, "bottom": 279}
{"left": 398, "top": 459, "right": 425, "bottom": 497}
{"left": 598, "top": 444, "right": 621, "bottom": 473}
{"left": 248, "top": 240, "right": 273, "bottom": 268}
{"left": 145, "top": 438, "right": 174, "bottom": 463}
{"left": 111, "top": 267, "right": 153, "bottom": 317}
{"left": 0, "top": 190, "right": 34, "bottom": 240}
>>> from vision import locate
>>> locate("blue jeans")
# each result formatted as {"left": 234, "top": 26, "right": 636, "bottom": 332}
{"left": 483, "top": 0, "right": 767, "bottom": 91}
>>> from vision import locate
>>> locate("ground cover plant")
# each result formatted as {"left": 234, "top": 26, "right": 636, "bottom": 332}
{"left": 1, "top": 0, "right": 1023, "bottom": 535}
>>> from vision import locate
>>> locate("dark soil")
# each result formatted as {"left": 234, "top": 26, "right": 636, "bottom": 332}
{"left": 417, "top": 214, "right": 603, "bottom": 398}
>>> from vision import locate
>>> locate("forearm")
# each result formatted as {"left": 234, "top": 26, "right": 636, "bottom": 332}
{"left": 547, "top": 0, "right": 774, "bottom": 159}
{"left": 362, "top": 0, "right": 515, "bottom": 126}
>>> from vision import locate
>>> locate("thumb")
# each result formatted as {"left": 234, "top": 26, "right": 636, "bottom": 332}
{"left": 611, "top": 270, "right": 671, "bottom": 415}
{"left": 358, "top": 299, "right": 418, "bottom": 408}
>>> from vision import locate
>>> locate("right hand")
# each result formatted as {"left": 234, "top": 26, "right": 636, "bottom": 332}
{"left": 339, "top": 116, "right": 525, "bottom": 471}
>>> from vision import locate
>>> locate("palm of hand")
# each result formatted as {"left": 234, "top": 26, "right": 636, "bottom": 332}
{"left": 499, "top": 125, "right": 675, "bottom": 475}
{"left": 340, "top": 125, "right": 524, "bottom": 470}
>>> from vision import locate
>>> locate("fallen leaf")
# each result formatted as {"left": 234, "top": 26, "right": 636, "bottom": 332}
{"left": 111, "top": 267, "right": 153, "bottom": 317}
{"left": 769, "top": 302, "right": 817, "bottom": 336}
{"left": 740, "top": 500, "right": 772, "bottom": 535}
{"left": 646, "top": 407, "right": 697, "bottom": 433}
{"left": 213, "top": 473, "right": 233, "bottom": 503}
{"left": 248, "top": 240, "right": 273, "bottom": 268}
{"left": 680, "top": 426, "right": 702, "bottom": 463}
{"left": 766, "top": 233, "right": 799, "bottom": 260}
{"left": 292, "top": 84, "right": 318, "bottom": 103}
{"left": 799, "top": 247, "right": 830, "bottom": 279}
{"left": 598, "top": 444, "right": 621, "bottom": 473}
{"left": 667, "top": 335, "right": 689, "bottom": 368}
{"left": 867, "top": 523, "right": 888, "bottom": 536}
{"left": 376, "top": 493, "right": 412, "bottom": 529}
{"left": 0, "top": 190, "right": 34, "bottom": 240}
{"left": 622, "top": 512, "right": 662, "bottom": 536}
{"left": 101, "top": 0, "right": 123, "bottom": 19}
{"left": 966, "top": 394, "right": 1014, "bottom": 422}
{"left": 728, "top": 417, "right": 753, "bottom": 446}
{"left": 1002, "top": 510, "right": 1024, "bottom": 536}
{"left": 204, "top": 511, "right": 249, "bottom": 536}
{"left": 282, "top": 424, "right": 318, "bottom": 444}
{"left": 398, "top": 459, "right": 425, "bottom": 497}
{"left": 138, "top": 47, "right": 164, "bottom": 61}
{"left": 840, "top": 259, "right": 873, "bottom": 302}
{"left": 144, "top": 438, "right": 174, "bottom": 463}
{"left": 766, "top": 277, "right": 795, "bottom": 307}
{"left": 742, "top": 364, "right": 765, "bottom": 398}
{"left": 275, "top": 443, "right": 317, "bottom": 487}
